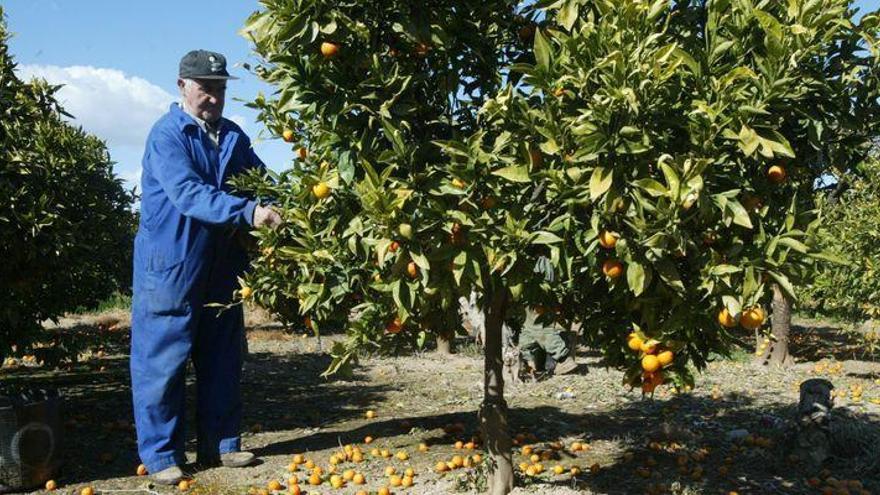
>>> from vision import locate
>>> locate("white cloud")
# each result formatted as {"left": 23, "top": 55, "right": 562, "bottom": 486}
{"left": 15, "top": 64, "right": 176, "bottom": 149}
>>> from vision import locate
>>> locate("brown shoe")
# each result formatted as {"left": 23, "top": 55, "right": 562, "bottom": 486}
{"left": 150, "top": 465, "right": 184, "bottom": 485}
{"left": 220, "top": 451, "right": 256, "bottom": 467}
{"left": 550, "top": 356, "right": 578, "bottom": 376}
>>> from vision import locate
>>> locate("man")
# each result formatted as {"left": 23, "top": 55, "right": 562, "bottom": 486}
{"left": 519, "top": 306, "right": 578, "bottom": 377}
{"left": 130, "top": 49, "right": 282, "bottom": 485}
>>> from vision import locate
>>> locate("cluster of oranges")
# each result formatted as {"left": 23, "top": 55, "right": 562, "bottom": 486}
{"left": 806, "top": 470, "right": 871, "bottom": 495}
{"left": 717, "top": 306, "right": 766, "bottom": 330}
{"left": 514, "top": 442, "right": 596, "bottom": 478}
{"left": 598, "top": 230, "right": 624, "bottom": 279}
{"left": 627, "top": 333, "right": 674, "bottom": 393}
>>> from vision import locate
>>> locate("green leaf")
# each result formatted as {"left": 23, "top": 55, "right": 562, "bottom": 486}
{"left": 633, "top": 179, "right": 668, "bottom": 197}
{"left": 534, "top": 28, "right": 551, "bottom": 72}
{"left": 492, "top": 166, "right": 531, "bottom": 183}
{"left": 557, "top": 0, "right": 579, "bottom": 31}
{"left": 654, "top": 258, "right": 685, "bottom": 294}
{"left": 767, "top": 271, "right": 797, "bottom": 302}
{"left": 532, "top": 231, "right": 564, "bottom": 245}
{"left": 727, "top": 200, "right": 754, "bottom": 229}
{"left": 710, "top": 264, "right": 742, "bottom": 275}
{"left": 590, "top": 166, "right": 613, "bottom": 201}
{"left": 778, "top": 237, "right": 809, "bottom": 254}
{"left": 627, "top": 262, "right": 649, "bottom": 296}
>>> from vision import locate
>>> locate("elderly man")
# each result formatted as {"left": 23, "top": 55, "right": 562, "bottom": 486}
{"left": 130, "top": 49, "right": 281, "bottom": 484}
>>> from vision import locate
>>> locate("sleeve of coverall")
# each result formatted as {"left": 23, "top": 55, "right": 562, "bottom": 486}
{"left": 147, "top": 128, "right": 257, "bottom": 227}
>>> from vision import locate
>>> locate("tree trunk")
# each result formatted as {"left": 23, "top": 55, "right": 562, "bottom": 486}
{"left": 754, "top": 283, "right": 793, "bottom": 366}
{"left": 436, "top": 328, "right": 455, "bottom": 355}
{"left": 479, "top": 289, "right": 514, "bottom": 495}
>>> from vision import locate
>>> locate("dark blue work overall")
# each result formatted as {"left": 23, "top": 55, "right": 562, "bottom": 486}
{"left": 131, "top": 103, "right": 263, "bottom": 472}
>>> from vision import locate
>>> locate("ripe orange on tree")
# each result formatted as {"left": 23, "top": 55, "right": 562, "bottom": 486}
{"left": 312, "top": 182, "right": 331, "bottom": 199}
{"left": 767, "top": 165, "right": 786, "bottom": 184}
{"left": 385, "top": 317, "right": 403, "bottom": 334}
{"left": 320, "top": 41, "right": 339, "bottom": 58}
{"left": 602, "top": 259, "right": 623, "bottom": 278}
{"left": 657, "top": 350, "right": 674, "bottom": 366}
{"left": 740, "top": 307, "right": 765, "bottom": 330}
{"left": 718, "top": 307, "right": 737, "bottom": 328}
{"left": 598, "top": 231, "right": 618, "bottom": 249}
{"left": 282, "top": 129, "right": 296, "bottom": 143}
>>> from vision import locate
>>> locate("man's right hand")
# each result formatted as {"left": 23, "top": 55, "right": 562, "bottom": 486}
{"left": 253, "top": 204, "right": 282, "bottom": 229}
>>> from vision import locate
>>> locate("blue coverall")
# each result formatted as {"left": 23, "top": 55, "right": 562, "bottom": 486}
{"left": 131, "top": 103, "right": 264, "bottom": 473}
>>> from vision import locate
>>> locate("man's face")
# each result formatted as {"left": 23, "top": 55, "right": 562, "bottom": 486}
{"left": 178, "top": 78, "right": 226, "bottom": 122}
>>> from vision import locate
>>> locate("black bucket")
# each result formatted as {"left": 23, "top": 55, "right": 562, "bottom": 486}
{"left": 0, "top": 388, "right": 62, "bottom": 493}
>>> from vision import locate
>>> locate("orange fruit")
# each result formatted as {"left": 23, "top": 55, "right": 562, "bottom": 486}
{"left": 418, "top": 443, "right": 429, "bottom": 452}
{"left": 389, "top": 475, "right": 402, "bottom": 487}
{"left": 627, "top": 335, "right": 643, "bottom": 352}
{"left": 406, "top": 261, "right": 419, "bottom": 279}
{"left": 290, "top": 486, "right": 302, "bottom": 495}
{"left": 388, "top": 241, "right": 400, "bottom": 253}
{"left": 267, "top": 480, "right": 283, "bottom": 491}
{"left": 384, "top": 466, "right": 396, "bottom": 476}
{"left": 365, "top": 409, "right": 377, "bottom": 419}
{"left": 312, "top": 182, "right": 331, "bottom": 199}
{"left": 435, "top": 461, "right": 449, "bottom": 472}
{"left": 320, "top": 41, "right": 340, "bottom": 58}
{"left": 239, "top": 286, "right": 253, "bottom": 299}
{"left": 297, "top": 147, "right": 308, "bottom": 160}
{"left": 472, "top": 454, "right": 483, "bottom": 463}
{"left": 553, "top": 87, "right": 565, "bottom": 97}
{"left": 553, "top": 465, "right": 565, "bottom": 475}
{"left": 81, "top": 488, "right": 95, "bottom": 495}
{"left": 602, "top": 259, "right": 623, "bottom": 278}
{"left": 304, "top": 460, "right": 315, "bottom": 469}
{"left": 396, "top": 450, "right": 408, "bottom": 461}
{"left": 282, "top": 129, "right": 296, "bottom": 143}
{"left": 718, "top": 307, "right": 737, "bottom": 328}
{"left": 364, "top": 435, "right": 374, "bottom": 444}
{"left": 414, "top": 42, "right": 430, "bottom": 57}
{"left": 767, "top": 165, "right": 786, "bottom": 184}
{"left": 657, "top": 350, "right": 674, "bottom": 366}
{"left": 386, "top": 317, "right": 403, "bottom": 334}
{"left": 136, "top": 463, "right": 148, "bottom": 476}
{"left": 404, "top": 468, "right": 415, "bottom": 477}
{"left": 330, "top": 475, "right": 344, "bottom": 489}
{"left": 598, "top": 231, "right": 618, "bottom": 249}
{"left": 292, "top": 454, "right": 305, "bottom": 464}
{"left": 639, "top": 340, "right": 657, "bottom": 354}
{"left": 45, "top": 480, "right": 57, "bottom": 491}
{"left": 452, "top": 455, "right": 464, "bottom": 468}
{"left": 178, "top": 479, "right": 190, "bottom": 491}
{"left": 308, "top": 473, "right": 322, "bottom": 485}
{"left": 740, "top": 306, "right": 765, "bottom": 330}
{"left": 642, "top": 355, "right": 661, "bottom": 373}
{"left": 353, "top": 473, "right": 366, "bottom": 484}
{"left": 402, "top": 475, "right": 414, "bottom": 487}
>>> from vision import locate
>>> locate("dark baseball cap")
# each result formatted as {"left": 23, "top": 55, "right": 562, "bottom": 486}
{"left": 179, "top": 49, "right": 238, "bottom": 80}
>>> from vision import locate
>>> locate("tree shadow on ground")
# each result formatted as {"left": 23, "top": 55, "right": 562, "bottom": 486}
{"left": 789, "top": 323, "right": 878, "bottom": 363}
{"left": 254, "top": 390, "right": 880, "bottom": 495}
{"left": 1, "top": 326, "right": 388, "bottom": 488}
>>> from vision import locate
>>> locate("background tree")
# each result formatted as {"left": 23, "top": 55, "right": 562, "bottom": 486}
{"left": 0, "top": 6, "right": 135, "bottom": 358}
{"left": 237, "top": 1, "right": 880, "bottom": 493}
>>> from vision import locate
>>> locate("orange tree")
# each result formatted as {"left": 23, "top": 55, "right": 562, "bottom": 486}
{"left": 0, "top": 7, "right": 135, "bottom": 358}
{"left": 236, "top": 1, "right": 880, "bottom": 493}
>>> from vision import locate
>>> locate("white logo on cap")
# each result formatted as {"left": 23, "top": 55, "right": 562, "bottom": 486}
{"left": 208, "top": 55, "right": 222, "bottom": 72}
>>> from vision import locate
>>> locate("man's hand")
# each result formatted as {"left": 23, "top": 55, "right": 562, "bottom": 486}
{"left": 253, "top": 204, "right": 282, "bottom": 229}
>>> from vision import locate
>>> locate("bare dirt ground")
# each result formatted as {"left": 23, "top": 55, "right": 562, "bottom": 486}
{"left": 4, "top": 312, "right": 880, "bottom": 495}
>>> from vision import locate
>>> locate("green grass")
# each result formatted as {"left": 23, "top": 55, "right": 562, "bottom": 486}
{"left": 72, "top": 291, "right": 131, "bottom": 314}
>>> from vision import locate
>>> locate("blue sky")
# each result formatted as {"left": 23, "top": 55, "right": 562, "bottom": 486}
{"left": 3, "top": 0, "right": 880, "bottom": 195}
